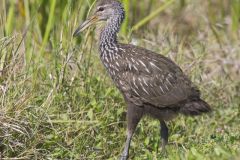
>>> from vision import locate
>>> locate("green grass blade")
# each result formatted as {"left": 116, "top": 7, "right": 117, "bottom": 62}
{"left": 131, "top": 0, "right": 175, "bottom": 32}
{"left": 24, "top": 0, "right": 31, "bottom": 26}
{"left": 0, "top": 0, "right": 6, "bottom": 37}
{"left": 5, "top": 0, "right": 15, "bottom": 36}
{"left": 40, "top": 0, "right": 57, "bottom": 56}
{"left": 0, "top": 0, "right": 7, "bottom": 75}
{"left": 231, "top": 0, "right": 240, "bottom": 34}
{"left": 121, "top": 0, "right": 129, "bottom": 36}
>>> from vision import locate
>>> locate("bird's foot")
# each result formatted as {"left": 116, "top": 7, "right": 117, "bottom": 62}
{"left": 161, "top": 145, "right": 167, "bottom": 154}
{"left": 160, "top": 139, "right": 168, "bottom": 155}
{"left": 119, "top": 155, "right": 128, "bottom": 160}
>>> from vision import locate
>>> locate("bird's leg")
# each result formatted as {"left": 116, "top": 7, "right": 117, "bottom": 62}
{"left": 121, "top": 130, "right": 133, "bottom": 160}
{"left": 120, "top": 104, "right": 143, "bottom": 160}
{"left": 160, "top": 120, "right": 168, "bottom": 151}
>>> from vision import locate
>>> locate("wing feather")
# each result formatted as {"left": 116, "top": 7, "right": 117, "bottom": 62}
{"left": 116, "top": 44, "right": 199, "bottom": 108}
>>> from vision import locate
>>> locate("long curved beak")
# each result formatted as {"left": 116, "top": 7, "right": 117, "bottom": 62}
{"left": 73, "top": 15, "right": 99, "bottom": 37}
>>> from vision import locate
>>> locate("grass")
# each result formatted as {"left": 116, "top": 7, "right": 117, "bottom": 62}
{"left": 0, "top": 0, "right": 240, "bottom": 159}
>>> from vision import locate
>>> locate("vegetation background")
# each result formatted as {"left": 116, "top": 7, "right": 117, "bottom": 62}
{"left": 0, "top": 0, "right": 239, "bottom": 159}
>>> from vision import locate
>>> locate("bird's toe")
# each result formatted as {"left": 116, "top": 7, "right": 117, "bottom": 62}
{"left": 120, "top": 155, "right": 128, "bottom": 160}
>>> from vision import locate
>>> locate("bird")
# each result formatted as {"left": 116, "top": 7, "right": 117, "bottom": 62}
{"left": 73, "top": 0, "right": 211, "bottom": 159}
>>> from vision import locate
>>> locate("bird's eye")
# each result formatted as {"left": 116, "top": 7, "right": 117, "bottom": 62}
{"left": 98, "top": 7, "right": 104, "bottom": 12}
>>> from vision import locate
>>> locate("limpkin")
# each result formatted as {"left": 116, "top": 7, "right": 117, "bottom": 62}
{"left": 74, "top": 0, "right": 211, "bottom": 159}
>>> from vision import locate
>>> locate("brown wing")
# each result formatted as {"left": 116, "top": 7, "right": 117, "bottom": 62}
{"left": 116, "top": 44, "right": 200, "bottom": 107}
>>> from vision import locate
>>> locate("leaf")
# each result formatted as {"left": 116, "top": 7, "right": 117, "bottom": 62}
{"left": 87, "top": 108, "right": 94, "bottom": 120}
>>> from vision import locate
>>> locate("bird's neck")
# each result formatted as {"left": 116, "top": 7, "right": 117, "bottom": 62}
{"left": 99, "top": 16, "right": 122, "bottom": 57}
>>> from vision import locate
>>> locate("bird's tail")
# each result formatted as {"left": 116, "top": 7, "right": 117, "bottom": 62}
{"left": 180, "top": 99, "right": 212, "bottom": 116}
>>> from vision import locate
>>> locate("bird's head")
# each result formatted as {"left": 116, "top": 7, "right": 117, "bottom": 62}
{"left": 73, "top": 0, "right": 125, "bottom": 37}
